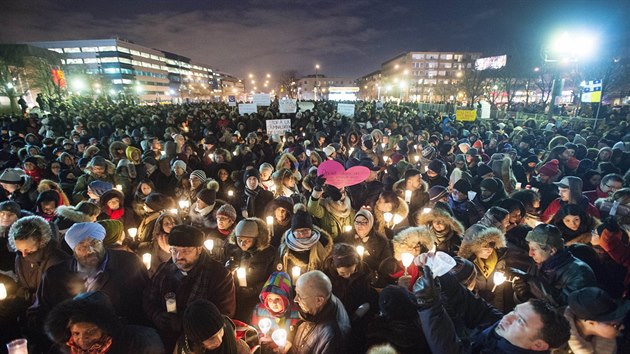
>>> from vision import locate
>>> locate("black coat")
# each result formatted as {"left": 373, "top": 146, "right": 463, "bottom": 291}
{"left": 291, "top": 295, "right": 351, "bottom": 354}
{"left": 235, "top": 186, "right": 274, "bottom": 220}
{"left": 338, "top": 231, "right": 392, "bottom": 273}
{"left": 15, "top": 241, "right": 69, "bottom": 304}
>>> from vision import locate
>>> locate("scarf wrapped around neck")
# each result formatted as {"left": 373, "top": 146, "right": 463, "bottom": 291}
{"left": 67, "top": 335, "right": 113, "bottom": 354}
{"left": 244, "top": 187, "right": 260, "bottom": 217}
{"left": 286, "top": 230, "right": 321, "bottom": 252}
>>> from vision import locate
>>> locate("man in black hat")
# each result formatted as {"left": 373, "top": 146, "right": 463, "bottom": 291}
{"left": 144, "top": 224, "right": 236, "bottom": 351}
{"left": 565, "top": 287, "right": 630, "bottom": 353}
{"left": 423, "top": 159, "right": 449, "bottom": 188}
{"left": 236, "top": 168, "right": 273, "bottom": 220}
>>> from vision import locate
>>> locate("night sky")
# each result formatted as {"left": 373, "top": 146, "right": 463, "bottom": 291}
{"left": 1, "top": 0, "right": 628, "bottom": 79}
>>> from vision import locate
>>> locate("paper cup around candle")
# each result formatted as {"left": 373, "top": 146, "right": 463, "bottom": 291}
{"left": 127, "top": 228, "right": 138, "bottom": 239}
{"left": 165, "top": 292, "right": 177, "bottom": 313}
{"left": 271, "top": 329, "right": 287, "bottom": 349}
{"left": 169, "top": 208, "right": 178, "bottom": 215}
{"left": 291, "top": 266, "right": 301, "bottom": 283}
{"left": 356, "top": 245, "right": 365, "bottom": 258}
{"left": 227, "top": 190, "right": 234, "bottom": 197}
{"left": 258, "top": 318, "right": 272, "bottom": 336}
{"left": 142, "top": 253, "right": 151, "bottom": 270}
{"left": 6, "top": 339, "right": 28, "bottom": 354}
{"left": 204, "top": 239, "right": 214, "bottom": 252}
{"left": 115, "top": 184, "right": 123, "bottom": 191}
{"left": 237, "top": 267, "right": 247, "bottom": 287}
{"left": 344, "top": 225, "right": 352, "bottom": 232}
{"left": 0, "top": 283, "right": 7, "bottom": 300}
{"left": 266, "top": 216, "right": 274, "bottom": 226}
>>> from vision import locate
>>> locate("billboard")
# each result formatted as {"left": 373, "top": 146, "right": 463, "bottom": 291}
{"left": 475, "top": 55, "right": 507, "bottom": 71}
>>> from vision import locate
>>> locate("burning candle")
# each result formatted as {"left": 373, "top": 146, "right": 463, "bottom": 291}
{"left": 115, "top": 184, "right": 123, "bottom": 191}
{"left": 0, "top": 283, "right": 7, "bottom": 300}
{"left": 271, "top": 329, "right": 288, "bottom": 350}
{"left": 165, "top": 292, "right": 177, "bottom": 313}
{"left": 178, "top": 200, "right": 190, "bottom": 209}
{"left": 393, "top": 213, "right": 403, "bottom": 227}
{"left": 381, "top": 143, "right": 386, "bottom": 149}
{"left": 422, "top": 207, "right": 432, "bottom": 214}
{"left": 258, "top": 318, "right": 272, "bottom": 337}
{"left": 204, "top": 239, "right": 214, "bottom": 252}
{"left": 266, "top": 215, "right": 274, "bottom": 226}
{"left": 414, "top": 155, "right": 420, "bottom": 163}
{"left": 383, "top": 155, "right": 389, "bottom": 163}
{"left": 404, "top": 190, "right": 412, "bottom": 203}
{"left": 160, "top": 151, "right": 166, "bottom": 156}
{"left": 227, "top": 190, "right": 234, "bottom": 197}
{"left": 344, "top": 225, "right": 353, "bottom": 233}
{"left": 515, "top": 182, "right": 522, "bottom": 190}
{"left": 142, "top": 253, "right": 151, "bottom": 270}
{"left": 127, "top": 228, "right": 138, "bottom": 240}
{"left": 237, "top": 267, "right": 247, "bottom": 287}
{"left": 492, "top": 271, "right": 507, "bottom": 292}
{"left": 356, "top": 245, "right": 365, "bottom": 260}
{"left": 169, "top": 208, "right": 178, "bottom": 215}
{"left": 291, "top": 266, "right": 301, "bottom": 283}
{"left": 349, "top": 147, "right": 355, "bottom": 155}
{"left": 383, "top": 212, "right": 393, "bottom": 227}
{"left": 401, "top": 252, "right": 414, "bottom": 276}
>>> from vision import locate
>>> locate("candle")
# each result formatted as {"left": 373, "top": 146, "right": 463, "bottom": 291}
{"left": 258, "top": 318, "right": 272, "bottom": 337}
{"left": 383, "top": 212, "right": 393, "bottom": 228}
{"left": 414, "top": 144, "right": 418, "bottom": 150}
{"left": 160, "top": 151, "right": 166, "bottom": 156}
{"left": 383, "top": 156, "right": 389, "bottom": 163}
{"left": 0, "top": 283, "right": 7, "bottom": 300}
{"left": 349, "top": 147, "right": 354, "bottom": 155}
{"left": 178, "top": 200, "right": 190, "bottom": 209}
{"left": 404, "top": 190, "right": 412, "bottom": 203}
{"left": 165, "top": 292, "right": 177, "bottom": 313}
{"left": 515, "top": 182, "right": 522, "bottom": 190}
{"left": 381, "top": 143, "right": 386, "bottom": 149}
{"left": 6, "top": 339, "right": 28, "bottom": 354}
{"left": 233, "top": 150, "right": 238, "bottom": 156}
{"left": 142, "top": 253, "right": 151, "bottom": 270}
{"left": 344, "top": 225, "right": 353, "bottom": 233}
{"left": 291, "top": 266, "right": 301, "bottom": 283}
{"left": 271, "top": 329, "right": 288, "bottom": 350}
{"left": 227, "top": 190, "right": 234, "bottom": 197}
{"left": 115, "top": 184, "right": 123, "bottom": 191}
{"left": 169, "top": 208, "right": 178, "bottom": 215}
{"left": 414, "top": 155, "right": 420, "bottom": 163}
{"left": 356, "top": 245, "right": 365, "bottom": 260}
{"left": 127, "top": 228, "right": 138, "bottom": 240}
{"left": 237, "top": 267, "right": 247, "bottom": 287}
{"left": 204, "top": 239, "right": 214, "bottom": 252}
{"left": 492, "top": 271, "right": 507, "bottom": 292}
{"left": 422, "top": 207, "right": 432, "bottom": 214}
{"left": 393, "top": 213, "right": 403, "bottom": 227}
{"left": 401, "top": 252, "right": 414, "bottom": 276}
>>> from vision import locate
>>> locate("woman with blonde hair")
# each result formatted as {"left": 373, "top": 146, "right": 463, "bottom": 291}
{"left": 37, "top": 179, "right": 71, "bottom": 206}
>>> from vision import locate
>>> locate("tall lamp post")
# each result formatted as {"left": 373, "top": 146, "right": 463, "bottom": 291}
{"left": 314, "top": 64, "right": 320, "bottom": 100}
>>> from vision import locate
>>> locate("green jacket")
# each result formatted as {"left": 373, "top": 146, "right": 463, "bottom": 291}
{"left": 307, "top": 195, "right": 355, "bottom": 240}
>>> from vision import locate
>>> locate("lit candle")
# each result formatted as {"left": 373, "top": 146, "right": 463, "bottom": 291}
{"left": 515, "top": 182, "right": 522, "bottom": 190}
{"left": 266, "top": 216, "right": 274, "bottom": 226}
{"left": 349, "top": 147, "right": 354, "bottom": 155}
{"left": 356, "top": 245, "right": 365, "bottom": 260}
{"left": 204, "top": 239, "right": 214, "bottom": 252}
{"left": 160, "top": 151, "right": 166, "bottom": 156}
{"left": 0, "top": 283, "right": 7, "bottom": 300}
{"left": 178, "top": 200, "right": 190, "bottom": 209}
{"left": 393, "top": 213, "right": 403, "bottom": 227}
{"left": 404, "top": 190, "right": 412, "bottom": 203}
{"left": 492, "top": 271, "right": 507, "bottom": 292}
{"left": 258, "top": 318, "right": 272, "bottom": 337}
{"left": 422, "top": 207, "right": 432, "bottom": 214}
{"left": 381, "top": 143, "right": 386, "bottom": 149}
{"left": 115, "top": 184, "right": 123, "bottom": 191}
{"left": 291, "top": 266, "right": 301, "bottom": 283}
{"left": 227, "top": 190, "right": 234, "bottom": 197}
{"left": 414, "top": 155, "right": 420, "bottom": 163}
{"left": 383, "top": 156, "right": 389, "bottom": 163}
{"left": 271, "top": 329, "right": 288, "bottom": 350}
{"left": 401, "top": 252, "right": 414, "bottom": 276}
{"left": 127, "top": 228, "right": 138, "bottom": 240}
{"left": 169, "top": 208, "right": 178, "bottom": 215}
{"left": 414, "top": 144, "right": 418, "bottom": 150}
{"left": 237, "top": 267, "right": 247, "bottom": 287}
{"left": 233, "top": 150, "right": 238, "bottom": 156}
{"left": 165, "top": 292, "right": 177, "bottom": 313}
{"left": 142, "top": 253, "right": 151, "bottom": 270}
{"left": 383, "top": 212, "right": 393, "bottom": 228}
{"left": 344, "top": 225, "right": 353, "bottom": 233}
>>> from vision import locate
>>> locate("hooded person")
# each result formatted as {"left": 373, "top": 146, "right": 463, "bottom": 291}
{"left": 71, "top": 156, "right": 117, "bottom": 204}
{"left": 137, "top": 192, "right": 175, "bottom": 244}
{"left": 97, "top": 189, "right": 137, "bottom": 231}
{"left": 422, "top": 159, "right": 449, "bottom": 188}
{"left": 473, "top": 177, "right": 509, "bottom": 212}
{"left": 205, "top": 204, "right": 237, "bottom": 263}
{"left": 448, "top": 178, "right": 484, "bottom": 229}
{"left": 0, "top": 167, "right": 38, "bottom": 211}
{"left": 414, "top": 206, "right": 465, "bottom": 256}
{"left": 278, "top": 204, "right": 334, "bottom": 273}
{"left": 464, "top": 206, "right": 510, "bottom": 240}
{"left": 264, "top": 196, "right": 294, "bottom": 248}
{"left": 541, "top": 176, "right": 600, "bottom": 223}
{"left": 35, "top": 189, "right": 62, "bottom": 222}
{"left": 308, "top": 180, "right": 356, "bottom": 240}
{"left": 338, "top": 209, "right": 393, "bottom": 272}
{"left": 224, "top": 218, "right": 277, "bottom": 322}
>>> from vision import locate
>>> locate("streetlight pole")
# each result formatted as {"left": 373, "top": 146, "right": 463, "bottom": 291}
{"left": 314, "top": 64, "right": 320, "bottom": 100}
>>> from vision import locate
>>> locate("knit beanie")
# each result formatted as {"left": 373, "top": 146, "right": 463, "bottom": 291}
{"left": 427, "top": 159, "right": 445, "bottom": 174}
{"left": 196, "top": 188, "right": 216, "bottom": 206}
{"left": 88, "top": 180, "right": 113, "bottom": 197}
{"left": 466, "top": 148, "right": 479, "bottom": 157}
{"left": 479, "top": 178, "right": 499, "bottom": 193}
{"left": 428, "top": 185, "right": 448, "bottom": 201}
{"left": 183, "top": 299, "right": 225, "bottom": 344}
{"left": 259, "top": 272, "right": 293, "bottom": 312}
{"left": 190, "top": 170, "right": 207, "bottom": 183}
{"left": 65, "top": 222, "right": 106, "bottom": 250}
{"left": 98, "top": 219, "right": 124, "bottom": 247}
{"left": 403, "top": 168, "right": 422, "bottom": 180}
{"left": 449, "top": 256, "right": 477, "bottom": 286}
{"left": 421, "top": 145, "right": 435, "bottom": 158}
{"left": 390, "top": 152, "right": 404, "bottom": 164}
{"left": 525, "top": 224, "right": 564, "bottom": 250}
{"left": 216, "top": 204, "right": 237, "bottom": 222}
{"left": 234, "top": 218, "right": 260, "bottom": 238}
{"left": 172, "top": 160, "right": 186, "bottom": 172}
{"left": 453, "top": 179, "right": 472, "bottom": 194}
{"left": 291, "top": 204, "right": 313, "bottom": 231}
{"left": 477, "top": 163, "right": 493, "bottom": 177}
{"left": 355, "top": 209, "right": 374, "bottom": 231}
{"left": 454, "top": 154, "right": 466, "bottom": 164}
{"left": 0, "top": 200, "right": 21, "bottom": 216}
{"left": 538, "top": 159, "right": 560, "bottom": 177}
{"left": 168, "top": 224, "right": 204, "bottom": 247}
{"left": 243, "top": 168, "right": 260, "bottom": 184}
{"left": 144, "top": 193, "right": 173, "bottom": 212}
{"left": 379, "top": 285, "right": 418, "bottom": 320}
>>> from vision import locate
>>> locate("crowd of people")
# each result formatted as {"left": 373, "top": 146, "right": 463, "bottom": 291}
{"left": 1, "top": 95, "right": 630, "bottom": 354}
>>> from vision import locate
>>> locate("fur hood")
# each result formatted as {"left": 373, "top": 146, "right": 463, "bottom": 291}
{"left": 276, "top": 153, "right": 298, "bottom": 172}
{"left": 55, "top": 205, "right": 93, "bottom": 223}
{"left": 374, "top": 197, "right": 409, "bottom": 234}
{"left": 230, "top": 217, "right": 271, "bottom": 250}
{"left": 108, "top": 141, "right": 127, "bottom": 160}
{"left": 392, "top": 226, "right": 435, "bottom": 260}
{"left": 458, "top": 227, "right": 505, "bottom": 259}
{"left": 415, "top": 207, "right": 464, "bottom": 235}
{"left": 8, "top": 215, "right": 52, "bottom": 252}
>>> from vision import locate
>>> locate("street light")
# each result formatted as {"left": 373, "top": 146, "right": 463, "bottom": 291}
{"left": 314, "top": 64, "right": 320, "bottom": 100}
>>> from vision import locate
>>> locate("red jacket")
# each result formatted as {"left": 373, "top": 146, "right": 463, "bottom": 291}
{"left": 541, "top": 197, "right": 600, "bottom": 223}
{"left": 599, "top": 228, "right": 630, "bottom": 287}
{"left": 584, "top": 187, "right": 607, "bottom": 204}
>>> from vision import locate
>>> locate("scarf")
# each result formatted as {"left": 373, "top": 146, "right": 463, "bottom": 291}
{"left": 320, "top": 197, "right": 352, "bottom": 218}
{"left": 474, "top": 250, "right": 498, "bottom": 279}
{"left": 244, "top": 187, "right": 260, "bottom": 217}
{"left": 286, "top": 230, "right": 321, "bottom": 252}
{"left": 433, "top": 227, "right": 451, "bottom": 243}
{"left": 67, "top": 335, "right": 113, "bottom": 354}
{"left": 194, "top": 204, "right": 215, "bottom": 216}
{"left": 540, "top": 248, "right": 573, "bottom": 274}
{"left": 105, "top": 207, "right": 124, "bottom": 220}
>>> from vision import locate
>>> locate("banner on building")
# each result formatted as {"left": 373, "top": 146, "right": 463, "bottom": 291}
{"left": 266, "top": 119, "right": 292, "bottom": 136}
{"left": 238, "top": 103, "right": 257, "bottom": 115}
{"left": 581, "top": 80, "right": 602, "bottom": 103}
{"left": 456, "top": 109, "right": 477, "bottom": 121}
{"left": 337, "top": 103, "right": 355, "bottom": 117}
{"left": 253, "top": 93, "right": 271, "bottom": 106}
{"left": 279, "top": 99, "right": 297, "bottom": 114}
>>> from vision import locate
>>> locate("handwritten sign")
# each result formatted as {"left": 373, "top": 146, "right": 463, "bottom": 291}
{"left": 298, "top": 101, "right": 315, "bottom": 111}
{"left": 238, "top": 103, "right": 257, "bottom": 115}
{"left": 317, "top": 160, "right": 370, "bottom": 188}
{"left": 337, "top": 103, "right": 355, "bottom": 117}
{"left": 279, "top": 99, "right": 297, "bottom": 114}
{"left": 456, "top": 109, "right": 477, "bottom": 121}
{"left": 253, "top": 93, "right": 271, "bottom": 106}
{"left": 266, "top": 119, "right": 292, "bottom": 136}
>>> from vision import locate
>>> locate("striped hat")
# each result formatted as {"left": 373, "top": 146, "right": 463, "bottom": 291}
{"left": 259, "top": 272, "right": 293, "bottom": 314}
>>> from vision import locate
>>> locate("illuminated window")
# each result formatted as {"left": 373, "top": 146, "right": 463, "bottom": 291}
{"left": 83, "top": 58, "right": 99, "bottom": 64}
{"left": 81, "top": 47, "right": 99, "bottom": 52}
{"left": 64, "top": 47, "right": 81, "bottom": 53}
{"left": 100, "top": 57, "right": 119, "bottom": 63}
{"left": 49, "top": 48, "right": 63, "bottom": 53}
{"left": 98, "top": 46, "right": 117, "bottom": 52}
{"left": 118, "top": 47, "right": 130, "bottom": 54}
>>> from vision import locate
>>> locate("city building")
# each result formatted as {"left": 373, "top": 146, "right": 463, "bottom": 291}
{"left": 28, "top": 39, "right": 239, "bottom": 102}
{"left": 296, "top": 74, "right": 357, "bottom": 100}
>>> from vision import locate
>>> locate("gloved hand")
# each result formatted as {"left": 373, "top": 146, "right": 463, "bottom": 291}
{"left": 512, "top": 277, "right": 531, "bottom": 302}
{"left": 225, "top": 256, "right": 239, "bottom": 272}
{"left": 601, "top": 217, "right": 620, "bottom": 233}
{"left": 412, "top": 265, "right": 441, "bottom": 310}
{"left": 313, "top": 175, "right": 327, "bottom": 191}
{"left": 155, "top": 312, "right": 181, "bottom": 332}
{"left": 324, "top": 184, "right": 342, "bottom": 201}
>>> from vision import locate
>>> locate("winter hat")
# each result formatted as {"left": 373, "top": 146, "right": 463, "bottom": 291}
{"left": 480, "top": 178, "right": 499, "bottom": 193}
{"left": 183, "top": 299, "right": 225, "bottom": 344}
{"left": 243, "top": 168, "right": 260, "bottom": 184}
{"left": 88, "top": 180, "right": 113, "bottom": 197}
{"left": 234, "top": 218, "right": 260, "bottom": 238}
{"left": 454, "top": 154, "right": 466, "bottom": 164}
{"left": 144, "top": 193, "right": 173, "bottom": 212}
{"left": 477, "top": 163, "right": 493, "bottom": 177}
{"left": 390, "top": 152, "right": 404, "bottom": 164}
{"left": 421, "top": 145, "right": 436, "bottom": 158}
{"left": 36, "top": 189, "right": 61, "bottom": 206}
{"left": 525, "top": 224, "right": 564, "bottom": 250}
{"left": 0, "top": 168, "right": 23, "bottom": 184}
{"left": 65, "top": 222, "right": 106, "bottom": 250}
{"left": 324, "top": 184, "right": 343, "bottom": 201}
{"left": 427, "top": 159, "right": 445, "bottom": 174}
{"left": 355, "top": 209, "right": 374, "bottom": 231}
{"left": 89, "top": 156, "right": 107, "bottom": 168}
{"left": 453, "top": 179, "right": 472, "bottom": 194}
{"left": 538, "top": 159, "right": 559, "bottom": 177}
{"left": 458, "top": 143, "right": 471, "bottom": 154}
{"left": 466, "top": 148, "right": 479, "bottom": 157}
{"left": 216, "top": 204, "right": 237, "bottom": 222}
{"left": 525, "top": 155, "right": 539, "bottom": 165}
{"left": 259, "top": 272, "right": 293, "bottom": 313}
{"left": 403, "top": 168, "right": 422, "bottom": 180}
{"left": 98, "top": 219, "right": 124, "bottom": 247}
{"left": 100, "top": 189, "right": 124, "bottom": 208}
{"left": 323, "top": 145, "right": 335, "bottom": 157}
{"left": 196, "top": 188, "right": 216, "bottom": 206}
{"left": 168, "top": 224, "right": 204, "bottom": 247}
{"left": 379, "top": 285, "right": 418, "bottom": 320}
{"left": 568, "top": 287, "right": 630, "bottom": 322}
{"left": 190, "top": 170, "right": 207, "bottom": 183}
{"left": 397, "top": 140, "right": 409, "bottom": 155}
{"left": 291, "top": 204, "right": 313, "bottom": 231}
{"left": 449, "top": 256, "right": 477, "bottom": 286}
{"left": 172, "top": 160, "right": 186, "bottom": 172}
{"left": 0, "top": 200, "right": 21, "bottom": 216}
{"left": 428, "top": 185, "right": 448, "bottom": 201}
{"left": 573, "top": 134, "right": 588, "bottom": 146}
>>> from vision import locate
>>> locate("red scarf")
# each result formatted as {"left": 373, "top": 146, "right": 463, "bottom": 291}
{"left": 25, "top": 168, "right": 43, "bottom": 185}
{"left": 67, "top": 335, "right": 112, "bottom": 354}
{"left": 105, "top": 207, "right": 125, "bottom": 220}
{"left": 390, "top": 261, "right": 421, "bottom": 291}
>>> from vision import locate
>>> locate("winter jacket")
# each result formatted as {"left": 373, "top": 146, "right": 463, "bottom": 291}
{"left": 541, "top": 196, "right": 600, "bottom": 223}
{"left": 137, "top": 211, "right": 162, "bottom": 244}
{"left": 416, "top": 207, "right": 464, "bottom": 256}
{"left": 307, "top": 195, "right": 355, "bottom": 240}
{"left": 584, "top": 186, "right": 608, "bottom": 204}
{"left": 187, "top": 199, "right": 227, "bottom": 232}
{"left": 278, "top": 227, "right": 334, "bottom": 273}
{"left": 3, "top": 175, "right": 38, "bottom": 211}
{"left": 235, "top": 186, "right": 274, "bottom": 220}
{"left": 598, "top": 228, "right": 630, "bottom": 288}
{"left": 563, "top": 307, "right": 617, "bottom": 354}
{"left": 72, "top": 170, "right": 117, "bottom": 204}
{"left": 290, "top": 295, "right": 351, "bottom": 354}
{"left": 448, "top": 195, "right": 484, "bottom": 229}
{"left": 338, "top": 229, "right": 392, "bottom": 272}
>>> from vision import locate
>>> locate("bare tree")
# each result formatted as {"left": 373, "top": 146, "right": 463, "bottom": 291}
{"left": 278, "top": 70, "right": 299, "bottom": 99}
{"left": 458, "top": 68, "right": 485, "bottom": 106}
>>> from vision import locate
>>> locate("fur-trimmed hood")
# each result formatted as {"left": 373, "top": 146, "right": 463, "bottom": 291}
{"left": 230, "top": 217, "right": 271, "bottom": 250}
{"left": 276, "top": 153, "right": 298, "bottom": 172}
{"left": 391, "top": 226, "right": 435, "bottom": 260}
{"left": 8, "top": 215, "right": 52, "bottom": 252}
{"left": 374, "top": 197, "right": 409, "bottom": 234}
{"left": 55, "top": 205, "right": 93, "bottom": 223}
{"left": 415, "top": 207, "right": 465, "bottom": 235}
{"left": 108, "top": 141, "right": 127, "bottom": 160}
{"left": 458, "top": 227, "right": 505, "bottom": 259}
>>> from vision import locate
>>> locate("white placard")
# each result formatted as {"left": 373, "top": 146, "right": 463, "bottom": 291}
{"left": 337, "top": 103, "right": 355, "bottom": 117}
{"left": 298, "top": 101, "right": 314, "bottom": 111}
{"left": 253, "top": 93, "right": 271, "bottom": 107}
{"left": 480, "top": 100, "right": 491, "bottom": 119}
{"left": 279, "top": 99, "right": 297, "bottom": 114}
{"left": 376, "top": 101, "right": 384, "bottom": 110}
{"left": 228, "top": 95, "right": 236, "bottom": 107}
{"left": 266, "top": 119, "right": 292, "bottom": 136}
{"left": 238, "top": 103, "right": 257, "bottom": 115}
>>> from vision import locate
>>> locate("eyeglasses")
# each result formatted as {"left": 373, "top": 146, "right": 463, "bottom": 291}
{"left": 354, "top": 220, "right": 369, "bottom": 226}
{"left": 75, "top": 239, "right": 103, "bottom": 253}
{"left": 604, "top": 184, "right": 621, "bottom": 192}
{"left": 294, "top": 229, "right": 312, "bottom": 237}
